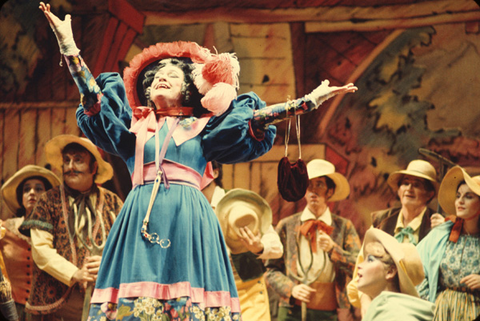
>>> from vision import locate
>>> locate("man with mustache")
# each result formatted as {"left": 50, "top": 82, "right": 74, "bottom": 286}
{"left": 266, "top": 159, "right": 361, "bottom": 321}
{"left": 20, "top": 135, "right": 123, "bottom": 321}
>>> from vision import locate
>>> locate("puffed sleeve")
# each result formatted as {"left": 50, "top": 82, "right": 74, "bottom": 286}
{"left": 202, "top": 92, "right": 276, "bottom": 163}
{"left": 76, "top": 72, "right": 136, "bottom": 161}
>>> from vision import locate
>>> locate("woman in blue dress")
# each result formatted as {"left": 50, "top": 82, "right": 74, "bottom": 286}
{"left": 39, "top": 2, "right": 357, "bottom": 320}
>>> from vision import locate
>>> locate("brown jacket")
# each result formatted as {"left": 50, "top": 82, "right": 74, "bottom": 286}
{"left": 371, "top": 207, "right": 436, "bottom": 242}
{"left": 265, "top": 212, "right": 361, "bottom": 312}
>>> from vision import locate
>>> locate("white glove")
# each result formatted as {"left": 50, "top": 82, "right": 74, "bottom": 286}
{"left": 305, "top": 80, "right": 357, "bottom": 108}
{"left": 40, "top": 2, "right": 80, "bottom": 56}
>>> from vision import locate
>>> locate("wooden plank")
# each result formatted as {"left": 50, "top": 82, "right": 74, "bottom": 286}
{"left": 258, "top": 161, "right": 278, "bottom": 202}
{"left": 3, "top": 109, "right": 20, "bottom": 191}
{"left": 104, "top": 22, "right": 129, "bottom": 72}
{"left": 115, "top": 29, "right": 138, "bottom": 68}
{"left": 231, "top": 25, "right": 292, "bottom": 59}
{"left": 18, "top": 108, "right": 37, "bottom": 168}
{"left": 0, "top": 109, "right": 4, "bottom": 220}
{"left": 231, "top": 23, "right": 296, "bottom": 104}
{"left": 212, "top": 22, "right": 234, "bottom": 53}
{"left": 290, "top": 22, "right": 306, "bottom": 98}
{"left": 0, "top": 110, "right": 4, "bottom": 181}
{"left": 51, "top": 108, "right": 66, "bottom": 137}
{"left": 109, "top": 0, "right": 145, "bottom": 33}
{"left": 305, "top": 11, "right": 480, "bottom": 33}
{"left": 250, "top": 162, "right": 262, "bottom": 193}
{"left": 222, "top": 164, "right": 234, "bottom": 190}
{"left": 255, "top": 144, "right": 326, "bottom": 162}
{"left": 93, "top": 17, "right": 120, "bottom": 76}
{"left": 238, "top": 58, "right": 294, "bottom": 86}
{"left": 238, "top": 84, "right": 295, "bottom": 105}
{"left": 65, "top": 107, "right": 81, "bottom": 136}
{"left": 36, "top": 108, "right": 52, "bottom": 166}
{"left": 232, "top": 162, "right": 251, "bottom": 190}
{"left": 144, "top": 1, "right": 479, "bottom": 25}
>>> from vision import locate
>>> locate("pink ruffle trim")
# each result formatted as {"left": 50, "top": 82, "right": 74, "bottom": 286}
{"left": 90, "top": 281, "right": 241, "bottom": 312}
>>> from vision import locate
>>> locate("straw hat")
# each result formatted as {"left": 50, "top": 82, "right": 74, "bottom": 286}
{"left": 215, "top": 189, "right": 272, "bottom": 254}
{"left": 45, "top": 135, "right": 113, "bottom": 184}
{"left": 306, "top": 159, "right": 350, "bottom": 202}
{"left": 363, "top": 228, "right": 424, "bottom": 297}
{"left": 438, "top": 166, "right": 480, "bottom": 216}
{"left": 1, "top": 165, "right": 61, "bottom": 213}
{"left": 387, "top": 160, "right": 438, "bottom": 192}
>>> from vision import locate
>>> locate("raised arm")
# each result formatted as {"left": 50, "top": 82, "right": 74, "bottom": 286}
{"left": 40, "top": 2, "right": 102, "bottom": 115}
{"left": 252, "top": 80, "right": 357, "bottom": 130}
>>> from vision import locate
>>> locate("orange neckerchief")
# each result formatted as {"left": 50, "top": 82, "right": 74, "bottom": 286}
{"left": 299, "top": 220, "right": 334, "bottom": 253}
{"left": 447, "top": 215, "right": 463, "bottom": 243}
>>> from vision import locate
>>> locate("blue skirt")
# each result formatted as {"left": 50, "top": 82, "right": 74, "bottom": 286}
{"left": 88, "top": 183, "right": 240, "bottom": 319}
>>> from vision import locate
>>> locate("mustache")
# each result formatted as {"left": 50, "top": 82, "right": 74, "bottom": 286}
{"left": 64, "top": 170, "right": 85, "bottom": 176}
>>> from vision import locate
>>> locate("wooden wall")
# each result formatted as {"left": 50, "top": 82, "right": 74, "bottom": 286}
{"left": 0, "top": 105, "right": 80, "bottom": 219}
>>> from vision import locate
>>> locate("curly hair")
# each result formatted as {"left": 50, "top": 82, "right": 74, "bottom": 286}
{"left": 141, "top": 58, "right": 209, "bottom": 117}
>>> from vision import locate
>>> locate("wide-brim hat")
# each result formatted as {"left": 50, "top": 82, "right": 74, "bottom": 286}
{"left": 306, "top": 159, "right": 350, "bottom": 202}
{"left": 438, "top": 166, "right": 480, "bottom": 216}
{"left": 363, "top": 228, "right": 424, "bottom": 297}
{"left": 215, "top": 188, "right": 272, "bottom": 254}
{"left": 123, "top": 41, "right": 240, "bottom": 115}
{"left": 45, "top": 135, "right": 113, "bottom": 184}
{"left": 387, "top": 159, "right": 438, "bottom": 192}
{"left": 1, "top": 165, "right": 61, "bottom": 213}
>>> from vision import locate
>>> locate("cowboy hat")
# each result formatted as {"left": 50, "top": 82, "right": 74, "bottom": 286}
{"left": 438, "top": 166, "right": 480, "bottom": 216}
{"left": 306, "top": 159, "right": 350, "bottom": 202}
{"left": 1, "top": 165, "right": 61, "bottom": 213}
{"left": 215, "top": 188, "right": 272, "bottom": 254}
{"left": 362, "top": 228, "right": 424, "bottom": 297}
{"left": 45, "top": 135, "right": 113, "bottom": 184}
{"left": 387, "top": 160, "right": 438, "bottom": 192}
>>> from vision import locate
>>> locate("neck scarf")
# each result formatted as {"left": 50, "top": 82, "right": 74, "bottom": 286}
{"left": 394, "top": 226, "right": 417, "bottom": 245}
{"left": 299, "top": 220, "right": 334, "bottom": 253}
{"left": 64, "top": 184, "right": 105, "bottom": 254}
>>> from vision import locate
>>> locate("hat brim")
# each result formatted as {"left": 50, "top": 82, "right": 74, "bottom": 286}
{"left": 1, "top": 165, "right": 61, "bottom": 213}
{"left": 215, "top": 188, "right": 272, "bottom": 254}
{"left": 327, "top": 173, "right": 350, "bottom": 202}
{"left": 363, "top": 228, "right": 423, "bottom": 297}
{"left": 387, "top": 170, "right": 439, "bottom": 193}
{"left": 45, "top": 135, "right": 113, "bottom": 184}
{"left": 438, "top": 166, "right": 480, "bottom": 216}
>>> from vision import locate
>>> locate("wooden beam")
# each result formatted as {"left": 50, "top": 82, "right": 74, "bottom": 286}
{"left": 108, "top": 0, "right": 145, "bottom": 34}
{"left": 144, "top": 0, "right": 478, "bottom": 26}
{"left": 306, "top": 10, "right": 480, "bottom": 33}
{"left": 0, "top": 101, "right": 80, "bottom": 110}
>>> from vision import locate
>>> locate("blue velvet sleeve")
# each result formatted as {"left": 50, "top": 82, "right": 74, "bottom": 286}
{"left": 76, "top": 72, "right": 136, "bottom": 161}
{"left": 202, "top": 92, "right": 276, "bottom": 164}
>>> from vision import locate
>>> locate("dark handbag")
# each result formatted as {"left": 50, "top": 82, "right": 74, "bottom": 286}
{"left": 277, "top": 157, "right": 308, "bottom": 202}
{"left": 277, "top": 114, "right": 308, "bottom": 202}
